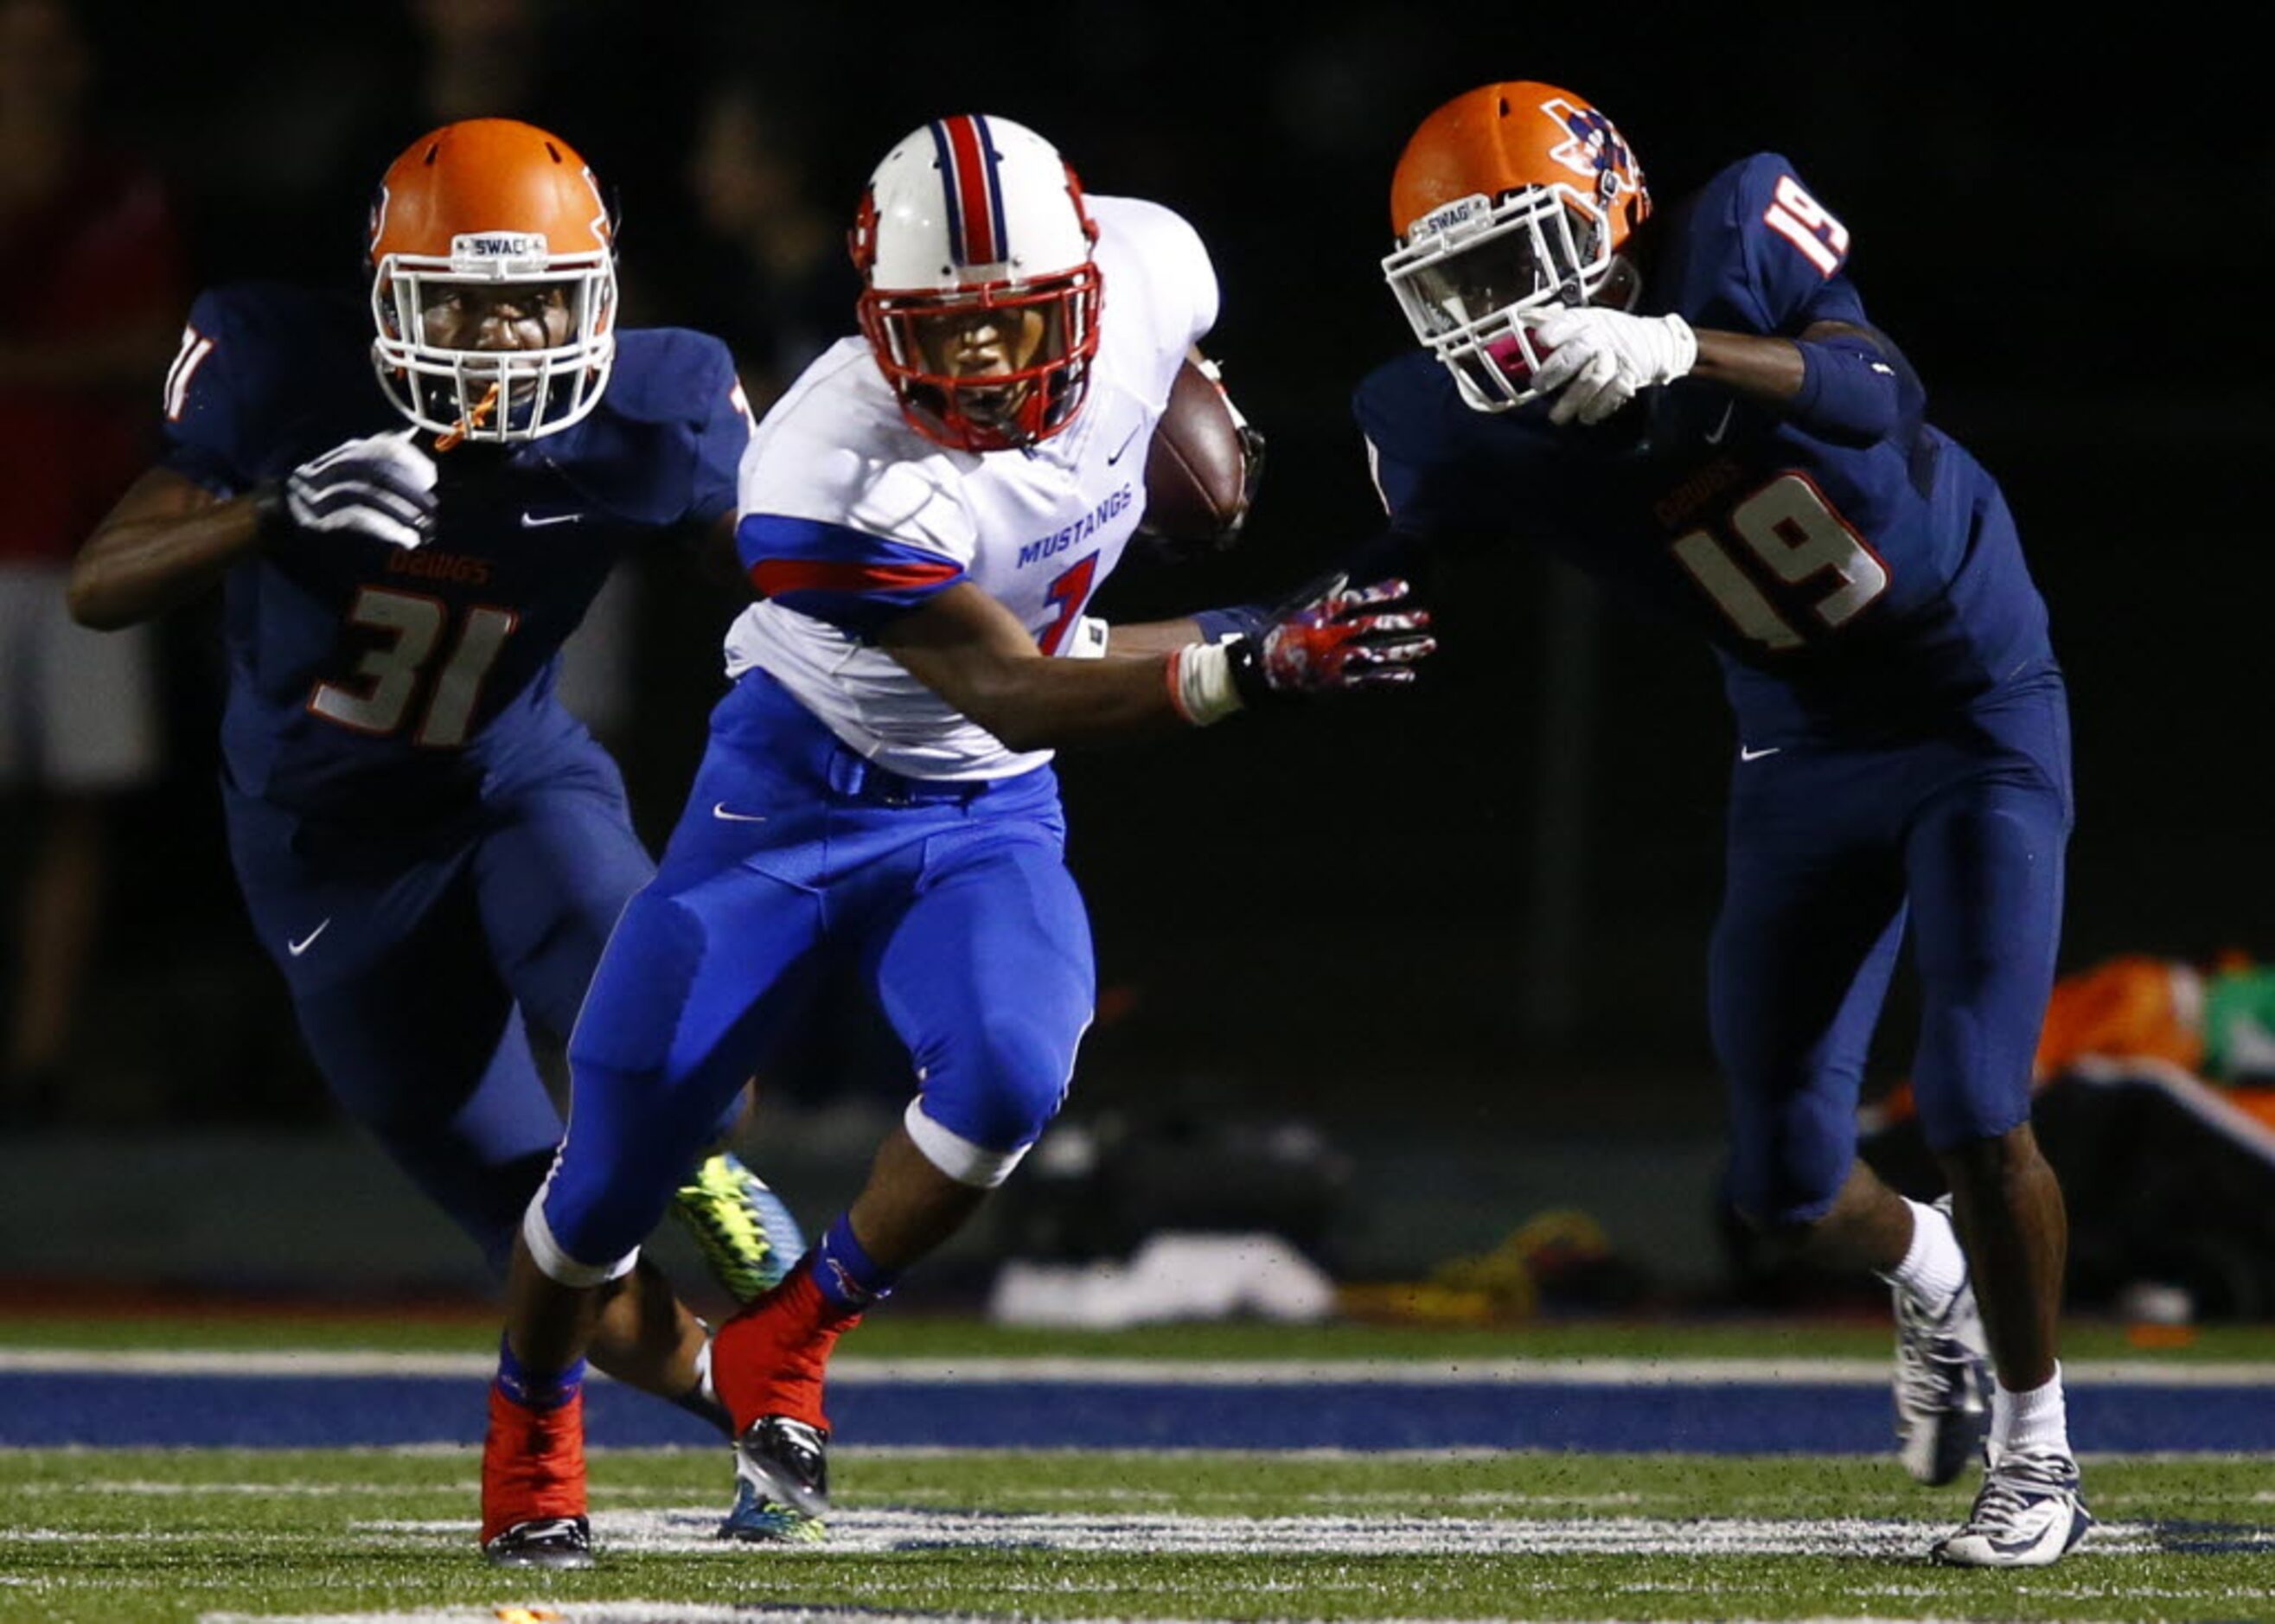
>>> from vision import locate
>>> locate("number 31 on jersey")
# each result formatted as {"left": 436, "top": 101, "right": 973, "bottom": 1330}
{"left": 308, "top": 586, "right": 517, "bottom": 747}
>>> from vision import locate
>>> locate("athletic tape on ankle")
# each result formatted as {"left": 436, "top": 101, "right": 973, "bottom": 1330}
{"left": 904, "top": 1096, "right": 1029, "bottom": 1188}
{"left": 522, "top": 1193, "right": 640, "bottom": 1288}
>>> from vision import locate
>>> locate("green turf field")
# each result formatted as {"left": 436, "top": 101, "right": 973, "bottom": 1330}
{"left": 3, "top": 1311, "right": 2270, "bottom": 1622}
{"left": 5, "top": 1446, "right": 2272, "bottom": 1622}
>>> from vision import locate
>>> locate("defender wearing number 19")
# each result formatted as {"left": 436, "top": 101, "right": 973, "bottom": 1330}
{"left": 1357, "top": 83, "right": 2087, "bottom": 1565}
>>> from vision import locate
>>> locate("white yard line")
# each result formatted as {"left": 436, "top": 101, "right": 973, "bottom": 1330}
{"left": 351, "top": 1505, "right": 2182, "bottom": 1559}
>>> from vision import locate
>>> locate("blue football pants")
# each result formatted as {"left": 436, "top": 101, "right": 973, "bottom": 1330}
{"left": 538, "top": 671, "right": 1095, "bottom": 1274}
{"left": 1712, "top": 673, "right": 2073, "bottom": 1224}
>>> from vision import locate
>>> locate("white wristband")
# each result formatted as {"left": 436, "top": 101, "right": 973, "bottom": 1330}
{"left": 1166, "top": 639, "right": 1244, "bottom": 726}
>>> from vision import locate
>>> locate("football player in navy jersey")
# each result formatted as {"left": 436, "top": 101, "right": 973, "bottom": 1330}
{"left": 1344, "top": 82, "right": 2088, "bottom": 1567}
{"left": 66, "top": 116, "right": 803, "bottom": 1442}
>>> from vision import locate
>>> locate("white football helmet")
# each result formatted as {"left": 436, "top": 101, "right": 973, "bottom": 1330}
{"left": 367, "top": 118, "right": 617, "bottom": 444}
{"left": 850, "top": 114, "right": 1102, "bottom": 451}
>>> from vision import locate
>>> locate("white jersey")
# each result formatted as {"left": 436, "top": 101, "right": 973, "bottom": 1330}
{"left": 721, "top": 195, "right": 1217, "bottom": 780}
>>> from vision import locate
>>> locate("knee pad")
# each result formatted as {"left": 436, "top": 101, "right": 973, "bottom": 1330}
{"left": 903, "top": 1096, "right": 1027, "bottom": 1188}
{"left": 521, "top": 1175, "right": 641, "bottom": 1288}
{"left": 912, "top": 1010, "right": 1084, "bottom": 1177}
{"left": 1724, "top": 1110, "right": 1851, "bottom": 1231}
{"left": 903, "top": 1010, "right": 1087, "bottom": 1187}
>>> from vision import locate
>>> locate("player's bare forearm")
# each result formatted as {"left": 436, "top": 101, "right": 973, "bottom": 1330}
{"left": 1689, "top": 320, "right": 1876, "bottom": 406}
{"left": 1690, "top": 318, "right": 1896, "bottom": 445}
{"left": 879, "top": 583, "right": 1190, "bottom": 750}
{"left": 68, "top": 466, "right": 267, "bottom": 630}
{"left": 1688, "top": 329, "right": 1807, "bottom": 402}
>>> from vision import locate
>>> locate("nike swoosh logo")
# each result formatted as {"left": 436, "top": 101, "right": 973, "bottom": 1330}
{"left": 1105, "top": 426, "right": 1141, "bottom": 464}
{"left": 1738, "top": 745, "right": 1781, "bottom": 762}
{"left": 519, "top": 510, "right": 585, "bottom": 528}
{"left": 712, "top": 802, "right": 769, "bottom": 823}
{"left": 288, "top": 919, "right": 331, "bottom": 956}
{"left": 1703, "top": 402, "right": 1736, "bottom": 445}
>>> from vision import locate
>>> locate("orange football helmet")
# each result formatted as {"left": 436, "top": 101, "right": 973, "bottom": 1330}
{"left": 367, "top": 118, "right": 618, "bottom": 444}
{"left": 1382, "top": 82, "right": 1651, "bottom": 412}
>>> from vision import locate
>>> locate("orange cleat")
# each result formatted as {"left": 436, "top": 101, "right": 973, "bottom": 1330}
{"left": 480, "top": 1383, "right": 590, "bottom": 1563}
{"left": 710, "top": 1257, "right": 863, "bottom": 1435}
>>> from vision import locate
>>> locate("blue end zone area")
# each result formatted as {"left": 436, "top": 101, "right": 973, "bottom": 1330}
{"left": 3, "top": 1374, "right": 2270, "bottom": 1451}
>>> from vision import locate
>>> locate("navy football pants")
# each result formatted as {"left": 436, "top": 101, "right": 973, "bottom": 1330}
{"left": 539, "top": 670, "right": 1094, "bottom": 1274}
{"left": 225, "top": 735, "right": 672, "bottom": 1273}
{"left": 1712, "top": 672, "right": 2073, "bottom": 1224}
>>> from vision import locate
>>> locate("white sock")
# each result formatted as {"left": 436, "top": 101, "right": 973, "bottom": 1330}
{"left": 1991, "top": 1365, "right": 2070, "bottom": 1458}
{"left": 1884, "top": 1197, "right": 1967, "bottom": 1311}
{"left": 693, "top": 1333, "right": 719, "bottom": 1408}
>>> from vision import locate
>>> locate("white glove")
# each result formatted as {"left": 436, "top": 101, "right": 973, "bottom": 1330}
{"left": 283, "top": 429, "right": 438, "bottom": 550}
{"left": 1527, "top": 307, "right": 1698, "bottom": 426}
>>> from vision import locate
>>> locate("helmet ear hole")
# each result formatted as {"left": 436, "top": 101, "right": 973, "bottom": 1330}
{"left": 848, "top": 189, "right": 879, "bottom": 273}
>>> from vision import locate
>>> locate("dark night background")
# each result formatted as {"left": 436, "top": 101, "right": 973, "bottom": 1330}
{"left": 7, "top": 1, "right": 2272, "bottom": 1295}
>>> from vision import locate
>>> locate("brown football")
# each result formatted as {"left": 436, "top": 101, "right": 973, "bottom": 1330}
{"left": 1141, "top": 357, "right": 1252, "bottom": 547}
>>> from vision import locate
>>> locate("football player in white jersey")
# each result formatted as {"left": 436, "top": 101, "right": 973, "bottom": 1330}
{"left": 477, "top": 114, "right": 1435, "bottom": 1565}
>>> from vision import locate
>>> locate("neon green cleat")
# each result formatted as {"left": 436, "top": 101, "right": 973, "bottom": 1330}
{"left": 670, "top": 1152, "right": 806, "bottom": 1304}
{"left": 718, "top": 1469, "right": 828, "bottom": 1544}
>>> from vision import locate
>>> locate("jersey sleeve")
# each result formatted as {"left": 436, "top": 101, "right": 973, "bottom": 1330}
{"left": 683, "top": 336, "right": 755, "bottom": 527}
{"left": 736, "top": 511, "right": 967, "bottom": 636}
{"left": 1697, "top": 154, "right": 1871, "bottom": 336}
{"left": 156, "top": 287, "right": 264, "bottom": 496}
{"left": 1352, "top": 353, "right": 1499, "bottom": 534}
{"left": 735, "top": 395, "right": 977, "bottom": 639}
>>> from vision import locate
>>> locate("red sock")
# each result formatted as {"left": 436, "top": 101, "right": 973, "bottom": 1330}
{"left": 711, "top": 1257, "right": 863, "bottom": 1434}
{"left": 479, "top": 1384, "right": 586, "bottom": 1545}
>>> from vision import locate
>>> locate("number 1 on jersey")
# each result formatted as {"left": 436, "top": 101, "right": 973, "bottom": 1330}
{"left": 1037, "top": 553, "right": 1099, "bottom": 655}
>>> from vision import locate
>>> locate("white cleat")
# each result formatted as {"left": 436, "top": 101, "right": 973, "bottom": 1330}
{"left": 1891, "top": 1200, "right": 1991, "bottom": 1486}
{"left": 1931, "top": 1442, "right": 2094, "bottom": 1568}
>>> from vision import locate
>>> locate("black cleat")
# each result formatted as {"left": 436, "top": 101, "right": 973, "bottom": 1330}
{"left": 733, "top": 1414, "right": 830, "bottom": 1521}
{"left": 482, "top": 1515, "right": 593, "bottom": 1570}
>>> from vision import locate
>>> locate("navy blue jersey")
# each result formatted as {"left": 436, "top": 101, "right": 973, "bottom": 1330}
{"left": 1357, "top": 154, "right": 2055, "bottom": 745}
{"left": 160, "top": 282, "right": 750, "bottom": 815}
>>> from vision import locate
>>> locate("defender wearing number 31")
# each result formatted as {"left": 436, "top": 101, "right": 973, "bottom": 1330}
{"left": 65, "top": 119, "right": 802, "bottom": 1467}
{"left": 1351, "top": 82, "right": 2086, "bottom": 1566}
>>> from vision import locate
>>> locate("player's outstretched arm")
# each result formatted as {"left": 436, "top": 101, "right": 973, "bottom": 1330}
{"left": 878, "top": 575, "right": 1434, "bottom": 750}
{"left": 880, "top": 583, "right": 1198, "bottom": 749}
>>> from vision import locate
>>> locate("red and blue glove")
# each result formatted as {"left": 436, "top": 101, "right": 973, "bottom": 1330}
{"left": 1168, "top": 574, "right": 1434, "bottom": 725}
